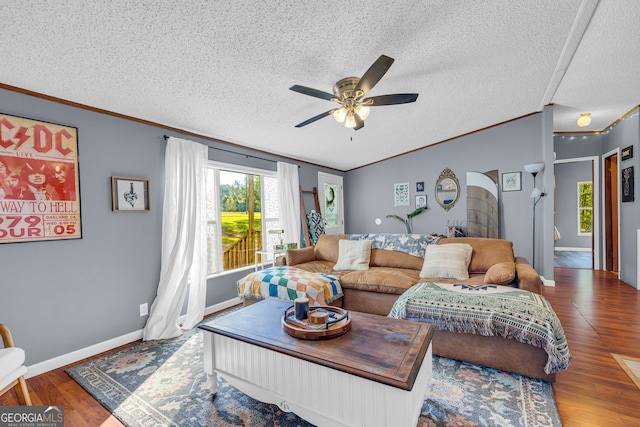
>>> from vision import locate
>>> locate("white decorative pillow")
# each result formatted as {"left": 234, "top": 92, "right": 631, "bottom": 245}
{"left": 420, "top": 243, "right": 473, "bottom": 280}
{"left": 333, "top": 239, "right": 372, "bottom": 271}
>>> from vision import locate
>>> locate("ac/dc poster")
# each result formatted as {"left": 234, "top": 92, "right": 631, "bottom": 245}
{"left": 0, "top": 112, "right": 81, "bottom": 243}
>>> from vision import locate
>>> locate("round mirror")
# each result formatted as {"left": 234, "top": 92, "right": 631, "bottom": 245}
{"left": 435, "top": 168, "right": 460, "bottom": 211}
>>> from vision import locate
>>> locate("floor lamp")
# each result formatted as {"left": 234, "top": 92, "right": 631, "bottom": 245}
{"left": 524, "top": 163, "right": 545, "bottom": 269}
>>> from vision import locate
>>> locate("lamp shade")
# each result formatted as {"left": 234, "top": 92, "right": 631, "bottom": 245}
{"left": 333, "top": 107, "right": 347, "bottom": 123}
{"left": 355, "top": 105, "right": 370, "bottom": 120}
{"left": 344, "top": 112, "right": 356, "bottom": 128}
{"left": 524, "top": 162, "right": 545, "bottom": 175}
{"left": 531, "top": 188, "right": 542, "bottom": 199}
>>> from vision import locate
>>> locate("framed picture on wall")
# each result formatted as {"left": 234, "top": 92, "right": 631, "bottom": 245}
{"left": 622, "top": 166, "right": 634, "bottom": 202}
{"left": 111, "top": 176, "right": 150, "bottom": 211}
{"left": 394, "top": 182, "right": 410, "bottom": 206}
{"left": 0, "top": 112, "right": 82, "bottom": 244}
{"left": 501, "top": 172, "right": 522, "bottom": 192}
{"left": 415, "top": 195, "right": 427, "bottom": 208}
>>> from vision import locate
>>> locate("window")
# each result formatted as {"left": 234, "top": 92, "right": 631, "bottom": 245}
{"left": 206, "top": 162, "right": 279, "bottom": 275}
{"left": 578, "top": 181, "right": 592, "bottom": 236}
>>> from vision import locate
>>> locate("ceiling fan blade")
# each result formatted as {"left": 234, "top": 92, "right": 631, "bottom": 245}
{"left": 353, "top": 115, "right": 365, "bottom": 131}
{"left": 354, "top": 55, "right": 395, "bottom": 97}
{"left": 294, "top": 109, "right": 336, "bottom": 128}
{"left": 289, "top": 85, "right": 335, "bottom": 101}
{"left": 363, "top": 93, "right": 419, "bottom": 106}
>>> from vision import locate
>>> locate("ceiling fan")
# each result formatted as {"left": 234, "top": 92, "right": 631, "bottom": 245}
{"left": 290, "top": 55, "right": 419, "bottom": 131}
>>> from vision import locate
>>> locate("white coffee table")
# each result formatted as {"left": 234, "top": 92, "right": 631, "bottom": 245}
{"left": 199, "top": 298, "right": 434, "bottom": 427}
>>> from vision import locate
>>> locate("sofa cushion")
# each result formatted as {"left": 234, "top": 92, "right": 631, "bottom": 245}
{"left": 314, "top": 234, "right": 349, "bottom": 263}
{"left": 287, "top": 260, "right": 339, "bottom": 276}
{"left": 340, "top": 267, "right": 421, "bottom": 295}
{"left": 439, "top": 237, "right": 515, "bottom": 273}
{"left": 484, "top": 261, "right": 517, "bottom": 285}
{"left": 286, "top": 246, "right": 315, "bottom": 266}
{"left": 420, "top": 243, "right": 473, "bottom": 280}
{"left": 369, "top": 249, "right": 424, "bottom": 270}
{"left": 334, "top": 239, "right": 372, "bottom": 271}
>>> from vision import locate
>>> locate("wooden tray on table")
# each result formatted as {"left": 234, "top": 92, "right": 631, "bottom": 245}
{"left": 281, "top": 305, "right": 351, "bottom": 339}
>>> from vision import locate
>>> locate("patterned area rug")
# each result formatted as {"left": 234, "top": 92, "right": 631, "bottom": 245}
{"left": 66, "top": 308, "right": 562, "bottom": 426}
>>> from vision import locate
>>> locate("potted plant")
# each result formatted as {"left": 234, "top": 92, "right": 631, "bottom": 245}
{"left": 386, "top": 207, "right": 426, "bottom": 234}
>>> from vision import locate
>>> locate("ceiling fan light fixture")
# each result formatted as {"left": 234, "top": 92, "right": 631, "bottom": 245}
{"left": 577, "top": 113, "right": 591, "bottom": 127}
{"left": 355, "top": 105, "right": 370, "bottom": 120}
{"left": 344, "top": 112, "right": 357, "bottom": 129}
{"left": 290, "top": 55, "right": 418, "bottom": 130}
{"left": 333, "top": 107, "right": 347, "bottom": 123}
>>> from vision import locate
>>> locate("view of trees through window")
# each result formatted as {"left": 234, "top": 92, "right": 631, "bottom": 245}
{"left": 220, "top": 171, "right": 261, "bottom": 252}
{"left": 578, "top": 181, "right": 593, "bottom": 235}
{"left": 206, "top": 165, "right": 279, "bottom": 275}
{"left": 219, "top": 171, "right": 262, "bottom": 271}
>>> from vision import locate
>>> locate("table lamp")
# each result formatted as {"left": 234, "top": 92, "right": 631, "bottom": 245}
{"left": 268, "top": 229, "right": 284, "bottom": 249}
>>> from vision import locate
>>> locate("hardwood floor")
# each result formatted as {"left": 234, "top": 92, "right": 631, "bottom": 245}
{"left": 2, "top": 268, "right": 640, "bottom": 426}
{"left": 544, "top": 268, "right": 640, "bottom": 426}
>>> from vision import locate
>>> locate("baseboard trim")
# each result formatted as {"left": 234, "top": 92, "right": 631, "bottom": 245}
{"left": 26, "top": 297, "right": 242, "bottom": 379}
{"left": 205, "top": 297, "right": 242, "bottom": 317}
{"left": 25, "top": 330, "right": 143, "bottom": 379}
{"left": 540, "top": 276, "right": 556, "bottom": 287}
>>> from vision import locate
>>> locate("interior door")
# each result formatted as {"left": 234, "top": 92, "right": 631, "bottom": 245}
{"left": 603, "top": 151, "right": 619, "bottom": 273}
{"left": 318, "top": 172, "right": 344, "bottom": 235}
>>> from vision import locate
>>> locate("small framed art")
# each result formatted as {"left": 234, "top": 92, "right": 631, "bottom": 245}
{"left": 501, "top": 172, "right": 522, "bottom": 192}
{"left": 622, "top": 166, "right": 634, "bottom": 202}
{"left": 394, "top": 182, "right": 410, "bottom": 206}
{"left": 415, "top": 195, "right": 427, "bottom": 208}
{"left": 111, "top": 176, "right": 150, "bottom": 212}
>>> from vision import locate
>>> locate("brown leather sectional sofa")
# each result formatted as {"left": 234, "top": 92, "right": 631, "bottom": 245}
{"left": 276, "top": 234, "right": 557, "bottom": 381}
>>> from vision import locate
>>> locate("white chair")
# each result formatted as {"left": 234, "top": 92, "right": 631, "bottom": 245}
{"left": 0, "top": 324, "right": 32, "bottom": 405}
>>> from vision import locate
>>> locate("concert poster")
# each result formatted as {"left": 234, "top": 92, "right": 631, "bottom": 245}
{"left": 0, "top": 112, "right": 81, "bottom": 243}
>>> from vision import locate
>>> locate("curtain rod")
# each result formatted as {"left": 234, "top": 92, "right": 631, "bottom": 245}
{"left": 163, "top": 135, "right": 278, "bottom": 164}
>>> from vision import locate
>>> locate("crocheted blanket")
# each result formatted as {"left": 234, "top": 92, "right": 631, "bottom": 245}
{"left": 237, "top": 266, "right": 343, "bottom": 305}
{"left": 388, "top": 282, "right": 571, "bottom": 374}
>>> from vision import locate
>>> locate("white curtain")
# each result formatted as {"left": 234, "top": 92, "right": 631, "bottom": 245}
{"left": 277, "top": 162, "right": 301, "bottom": 247}
{"left": 143, "top": 137, "right": 208, "bottom": 341}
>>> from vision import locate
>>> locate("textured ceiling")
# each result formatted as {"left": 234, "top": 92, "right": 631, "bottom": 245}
{"left": 1, "top": 0, "right": 638, "bottom": 171}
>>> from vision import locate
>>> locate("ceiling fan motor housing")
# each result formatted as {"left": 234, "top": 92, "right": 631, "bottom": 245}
{"left": 333, "top": 77, "right": 361, "bottom": 101}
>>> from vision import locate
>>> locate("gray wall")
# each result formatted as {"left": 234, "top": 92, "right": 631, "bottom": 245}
{"left": 554, "top": 161, "right": 593, "bottom": 249}
{"left": 554, "top": 134, "right": 604, "bottom": 159}
{"left": 0, "top": 87, "right": 342, "bottom": 365}
{"left": 344, "top": 110, "right": 555, "bottom": 277}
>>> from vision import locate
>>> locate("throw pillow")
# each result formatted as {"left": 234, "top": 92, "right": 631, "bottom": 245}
{"left": 484, "top": 261, "right": 516, "bottom": 285}
{"left": 420, "top": 243, "right": 473, "bottom": 280}
{"left": 286, "top": 246, "right": 315, "bottom": 266}
{"left": 439, "top": 237, "right": 514, "bottom": 273}
{"left": 333, "top": 239, "right": 372, "bottom": 271}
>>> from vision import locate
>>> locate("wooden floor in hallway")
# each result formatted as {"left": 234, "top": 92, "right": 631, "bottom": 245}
{"left": 543, "top": 267, "right": 640, "bottom": 426}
